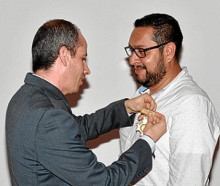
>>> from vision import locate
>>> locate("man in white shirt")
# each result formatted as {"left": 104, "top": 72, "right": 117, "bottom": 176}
{"left": 120, "top": 13, "right": 220, "bottom": 186}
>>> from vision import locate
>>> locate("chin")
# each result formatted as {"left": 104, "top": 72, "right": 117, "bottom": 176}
{"left": 67, "top": 87, "right": 79, "bottom": 94}
{"left": 72, "top": 88, "right": 79, "bottom": 94}
{"left": 136, "top": 77, "right": 145, "bottom": 84}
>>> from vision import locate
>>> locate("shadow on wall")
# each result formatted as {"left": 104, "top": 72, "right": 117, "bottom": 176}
{"left": 209, "top": 138, "right": 219, "bottom": 183}
{"left": 87, "top": 129, "right": 120, "bottom": 149}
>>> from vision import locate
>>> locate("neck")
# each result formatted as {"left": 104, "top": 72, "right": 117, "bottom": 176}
{"left": 35, "top": 69, "right": 61, "bottom": 91}
{"left": 35, "top": 69, "right": 53, "bottom": 82}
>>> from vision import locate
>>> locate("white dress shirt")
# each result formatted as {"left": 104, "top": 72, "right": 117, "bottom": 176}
{"left": 120, "top": 67, "right": 220, "bottom": 186}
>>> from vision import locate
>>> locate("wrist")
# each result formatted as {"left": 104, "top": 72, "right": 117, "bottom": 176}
{"left": 141, "top": 134, "right": 155, "bottom": 152}
{"left": 124, "top": 99, "right": 132, "bottom": 113}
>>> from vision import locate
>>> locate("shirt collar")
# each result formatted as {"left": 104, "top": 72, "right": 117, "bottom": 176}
{"left": 138, "top": 85, "right": 148, "bottom": 94}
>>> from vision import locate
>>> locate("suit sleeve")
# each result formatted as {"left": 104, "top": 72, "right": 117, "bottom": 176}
{"left": 36, "top": 107, "right": 152, "bottom": 186}
{"left": 73, "top": 99, "right": 134, "bottom": 141}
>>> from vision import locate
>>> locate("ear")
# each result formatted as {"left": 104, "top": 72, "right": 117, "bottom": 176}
{"left": 164, "top": 42, "right": 176, "bottom": 63}
{"left": 59, "top": 46, "right": 70, "bottom": 66}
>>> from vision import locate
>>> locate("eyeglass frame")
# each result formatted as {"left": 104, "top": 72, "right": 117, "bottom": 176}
{"left": 124, "top": 41, "right": 170, "bottom": 58}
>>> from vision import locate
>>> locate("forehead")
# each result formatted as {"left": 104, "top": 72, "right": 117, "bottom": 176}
{"left": 78, "top": 32, "right": 87, "bottom": 46}
{"left": 129, "top": 27, "right": 155, "bottom": 47}
{"left": 75, "top": 32, "right": 87, "bottom": 55}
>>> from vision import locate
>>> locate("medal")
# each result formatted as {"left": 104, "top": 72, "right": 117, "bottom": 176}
{"left": 136, "top": 116, "right": 148, "bottom": 136}
{"left": 136, "top": 108, "right": 155, "bottom": 136}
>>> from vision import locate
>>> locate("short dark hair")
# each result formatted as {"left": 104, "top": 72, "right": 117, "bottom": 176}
{"left": 32, "top": 19, "right": 79, "bottom": 72}
{"left": 134, "top": 13, "right": 183, "bottom": 59}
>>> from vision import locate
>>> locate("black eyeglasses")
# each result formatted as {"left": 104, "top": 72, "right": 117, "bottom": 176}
{"left": 124, "top": 42, "right": 169, "bottom": 58}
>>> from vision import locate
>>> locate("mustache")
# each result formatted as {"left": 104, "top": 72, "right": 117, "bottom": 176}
{"left": 132, "top": 65, "right": 146, "bottom": 70}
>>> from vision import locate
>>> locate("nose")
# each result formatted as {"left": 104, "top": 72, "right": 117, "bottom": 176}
{"left": 129, "top": 51, "right": 140, "bottom": 66}
{"left": 84, "top": 62, "right": 91, "bottom": 75}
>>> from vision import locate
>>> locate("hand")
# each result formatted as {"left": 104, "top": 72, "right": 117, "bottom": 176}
{"left": 143, "top": 112, "right": 167, "bottom": 142}
{"left": 124, "top": 93, "right": 157, "bottom": 114}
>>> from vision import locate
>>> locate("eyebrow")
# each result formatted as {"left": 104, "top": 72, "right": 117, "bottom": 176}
{"left": 129, "top": 44, "right": 150, "bottom": 48}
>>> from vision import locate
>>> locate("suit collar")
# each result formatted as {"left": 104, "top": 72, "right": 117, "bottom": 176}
{"left": 24, "top": 73, "right": 65, "bottom": 102}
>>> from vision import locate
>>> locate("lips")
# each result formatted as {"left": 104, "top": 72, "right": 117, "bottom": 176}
{"left": 79, "top": 76, "right": 85, "bottom": 85}
{"left": 132, "top": 65, "right": 146, "bottom": 74}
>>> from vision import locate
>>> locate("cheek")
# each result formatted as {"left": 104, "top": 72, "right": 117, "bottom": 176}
{"left": 140, "top": 58, "right": 152, "bottom": 71}
{"left": 71, "top": 61, "right": 83, "bottom": 74}
{"left": 141, "top": 53, "right": 159, "bottom": 70}
{"left": 75, "top": 61, "right": 84, "bottom": 72}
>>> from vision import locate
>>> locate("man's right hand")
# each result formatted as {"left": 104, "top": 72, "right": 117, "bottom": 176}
{"left": 143, "top": 112, "right": 167, "bottom": 142}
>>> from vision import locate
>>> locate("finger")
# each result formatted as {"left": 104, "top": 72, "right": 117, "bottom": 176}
{"left": 150, "top": 100, "right": 157, "bottom": 111}
{"left": 153, "top": 117, "right": 160, "bottom": 124}
{"left": 145, "top": 103, "right": 151, "bottom": 110}
{"left": 148, "top": 98, "right": 156, "bottom": 111}
{"left": 152, "top": 112, "right": 165, "bottom": 124}
{"left": 147, "top": 115, "right": 154, "bottom": 124}
{"left": 154, "top": 112, "right": 164, "bottom": 120}
{"left": 138, "top": 114, "right": 144, "bottom": 121}
{"left": 150, "top": 97, "right": 157, "bottom": 111}
{"left": 143, "top": 93, "right": 156, "bottom": 111}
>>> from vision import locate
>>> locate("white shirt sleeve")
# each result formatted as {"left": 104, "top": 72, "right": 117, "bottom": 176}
{"left": 168, "top": 95, "right": 219, "bottom": 186}
{"left": 141, "top": 134, "right": 155, "bottom": 152}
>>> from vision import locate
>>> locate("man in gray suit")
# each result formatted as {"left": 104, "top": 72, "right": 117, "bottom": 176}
{"left": 6, "top": 19, "right": 167, "bottom": 186}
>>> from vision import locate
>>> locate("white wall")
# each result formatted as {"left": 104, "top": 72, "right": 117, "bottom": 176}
{"left": 1, "top": 0, "right": 219, "bottom": 185}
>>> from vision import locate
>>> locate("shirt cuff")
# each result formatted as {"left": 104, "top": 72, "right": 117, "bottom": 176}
{"left": 141, "top": 135, "right": 155, "bottom": 152}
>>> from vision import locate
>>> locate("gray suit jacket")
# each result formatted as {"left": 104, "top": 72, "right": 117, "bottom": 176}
{"left": 6, "top": 73, "right": 152, "bottom": 186}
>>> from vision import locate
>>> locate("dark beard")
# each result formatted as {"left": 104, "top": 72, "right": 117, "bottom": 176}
{"left": 136, "top": 56, "right": 166, "bottom": 87}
